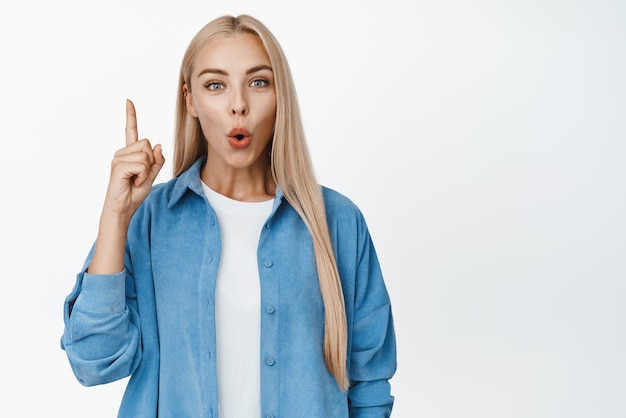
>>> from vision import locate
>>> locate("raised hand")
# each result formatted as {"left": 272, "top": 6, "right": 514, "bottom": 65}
{"left": 102, "top": 99, "right": 165, "bottom": 220}
{"left": 89, "top": 100, "right": 165, "bottom": 274}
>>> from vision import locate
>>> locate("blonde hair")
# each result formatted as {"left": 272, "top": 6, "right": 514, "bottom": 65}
{"left": 173, "top": 15, "right": 349, "bottom": 390}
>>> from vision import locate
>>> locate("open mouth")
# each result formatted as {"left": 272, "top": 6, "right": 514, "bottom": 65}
{"left": 228, "top": 128, "right": 251, "bottom": 148}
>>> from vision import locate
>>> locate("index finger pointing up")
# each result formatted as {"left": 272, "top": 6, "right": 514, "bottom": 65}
{"left": 125, "top": 99, "right": 139, "bottom": 146}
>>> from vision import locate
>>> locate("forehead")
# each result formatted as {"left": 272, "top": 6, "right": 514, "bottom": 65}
{"left": 194, "top": 33, "right": 271, "bottom": 73}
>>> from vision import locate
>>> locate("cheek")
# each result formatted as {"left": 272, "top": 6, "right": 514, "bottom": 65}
{"left": 194, "top": 107, "right": 223, "bottom": 139}
{"left": 195, "top": 100, "right": 222, "bottom": 124}
{"left": 261, "top": 97, "right": 277, "bottom": 124}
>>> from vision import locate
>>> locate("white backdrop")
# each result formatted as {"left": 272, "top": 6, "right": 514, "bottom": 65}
{"left": 1, "top": 0, "right": 625, "bottom": 417}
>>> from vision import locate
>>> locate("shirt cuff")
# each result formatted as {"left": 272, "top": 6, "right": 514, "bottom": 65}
{"left": 74, "top": 270, "right": 127, "bottom": 314}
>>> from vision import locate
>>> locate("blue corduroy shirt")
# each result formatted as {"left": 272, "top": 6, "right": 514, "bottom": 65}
{"left": 61, "top": 157, "right": 396, "bottom": 417}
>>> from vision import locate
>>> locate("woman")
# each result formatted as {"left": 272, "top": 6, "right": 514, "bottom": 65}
{"left": 61, "top": 14, "right": 396, "bottom": 417}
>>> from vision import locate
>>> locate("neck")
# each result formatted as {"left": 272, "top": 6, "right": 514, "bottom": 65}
{"left": 201, "top": 161, "right": 276, "bottom": 202}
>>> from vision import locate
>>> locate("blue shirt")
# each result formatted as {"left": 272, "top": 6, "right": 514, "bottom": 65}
{"left": 61, "top": 158, "right": 396, "bottom": 417}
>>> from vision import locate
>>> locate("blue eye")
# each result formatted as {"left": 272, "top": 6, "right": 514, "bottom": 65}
{"left": 250, "top": 79, "right": 267, "bottom": 88}
{"left": 206, "top": 82, "right": 224, "bottom": 91}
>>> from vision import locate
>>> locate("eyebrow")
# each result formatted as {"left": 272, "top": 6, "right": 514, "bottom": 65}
{"left": 197, "top": 64, "right": 273, "bottom": 78}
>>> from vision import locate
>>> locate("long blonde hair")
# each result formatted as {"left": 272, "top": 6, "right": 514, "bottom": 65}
{"left": 173, "top": 15, "right": 348, "bottom": 390}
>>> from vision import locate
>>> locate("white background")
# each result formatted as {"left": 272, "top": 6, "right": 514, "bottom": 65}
{"left": 1, "top": 0, "right": 625, "bottom": 417}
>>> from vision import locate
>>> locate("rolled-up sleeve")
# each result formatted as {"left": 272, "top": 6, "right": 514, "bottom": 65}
{"left": 347, "top": 220, "right": 397, "bottom": 417}
{"left": 349, "top": 303, "right": 396, "bottom": 417}
{"left": 61, "top": 268, "right": 142, "bottom": 387}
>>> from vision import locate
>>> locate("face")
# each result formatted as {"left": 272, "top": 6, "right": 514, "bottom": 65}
{"left": 184, "top": 33, "right": 277, "bottom": 176}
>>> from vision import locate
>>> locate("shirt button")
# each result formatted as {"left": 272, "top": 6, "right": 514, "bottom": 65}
{"left": 265, "top": 305, "right": 275, "bottom": 314}
{"left": 266, "top": 357, "right": 275, "bottom": 366}
{"left": 267, "top": 415, "right": 275, "bottom": 418}
{"left": 263, "top": 260, "right": 273, "bottom": 268}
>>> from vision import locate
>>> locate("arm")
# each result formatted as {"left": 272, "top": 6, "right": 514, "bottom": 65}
{"left": 61, "top": 265, "right": 142, "bottom": 386}
{"left": 60, "top": 100, "right": 164, "bottom": 386}
{"left": 348, "top": 226, "right": 397, "bottom": 417}
{"left": 348, "top": 304, "right": 396, "bottom": 417}
{"left": 89, "top": 99, "right": 164, "bottom": 274}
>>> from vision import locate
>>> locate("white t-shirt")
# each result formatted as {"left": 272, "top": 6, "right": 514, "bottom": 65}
{"left": 202, "top": 182, "right": 274, "bottom": 418}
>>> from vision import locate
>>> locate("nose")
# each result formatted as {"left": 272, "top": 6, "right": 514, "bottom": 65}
{"left": 230, "top": 88, "right": 248, "bottom": 116}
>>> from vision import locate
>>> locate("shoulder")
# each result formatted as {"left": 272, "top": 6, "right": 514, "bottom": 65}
{"left": 321, "top": 186, "right": 357, "bottom": 210}
{"left": 321, "top": 186, "right": 360, "bottom": 214}
{"left": 321, "top": 186, "right": 368, "bottom": 231}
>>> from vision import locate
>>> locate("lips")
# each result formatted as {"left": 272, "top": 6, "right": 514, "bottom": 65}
{"left": 228, "top": 127, "right": 251, "bottom": 149}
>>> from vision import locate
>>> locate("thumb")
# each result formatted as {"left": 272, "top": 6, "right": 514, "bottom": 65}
{"left": 148, "top": 144, "right": 166, "bottom": 182}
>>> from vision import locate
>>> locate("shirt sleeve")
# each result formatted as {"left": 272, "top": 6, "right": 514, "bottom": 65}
{"left": 60, "top": 259, "right": 142, "bottom": 387}
{"left": 347, "top": 223, "right": 397, "bottom": 417}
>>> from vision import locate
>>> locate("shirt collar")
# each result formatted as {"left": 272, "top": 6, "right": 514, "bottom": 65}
{"left": 167, "top": 157, "right": 285, "bottom": 209}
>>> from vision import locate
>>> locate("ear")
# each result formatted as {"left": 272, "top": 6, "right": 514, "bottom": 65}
{"left": 183, "top": 84, "right": 198, "bottom": 118}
